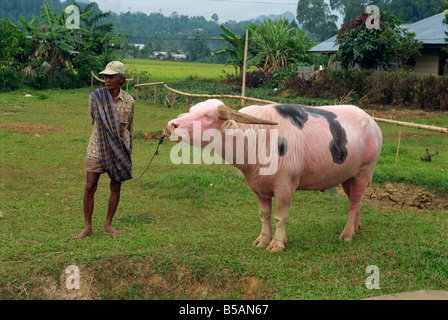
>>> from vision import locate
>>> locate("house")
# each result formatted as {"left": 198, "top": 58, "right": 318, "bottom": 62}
{"left": 153, "top": 51, "right": 168, "bottom": 60}
{"left": 308, "top": 11, "right": 448, "bottom": 75}
{"left": 170, "top": 52, "right": 187, "bottom": 61}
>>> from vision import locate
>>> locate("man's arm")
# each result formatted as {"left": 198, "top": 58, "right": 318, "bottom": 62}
{"left": 127, "top": 100, "right": 135, "bottom": 135}
{"left": 89, "top": 95, "right": 94, "bottom": 125}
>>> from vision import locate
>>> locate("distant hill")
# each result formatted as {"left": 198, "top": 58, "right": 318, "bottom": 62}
{"left": 245, "top": 11, "right": 300, "bottom": 26}
{"left": 0, "top": 0, "right": 301, "bottom": 52}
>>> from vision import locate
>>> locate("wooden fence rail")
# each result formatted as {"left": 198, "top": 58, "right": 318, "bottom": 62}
{"left": 133, "top": 80, "right": 448, "bottom": 134}
{"left": 132, "top": 80, "right": 447, "bottom": 167}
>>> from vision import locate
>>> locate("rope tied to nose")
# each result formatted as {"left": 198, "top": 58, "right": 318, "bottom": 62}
{"left": 132, "top": 128, "right": 170, "bottom": 180}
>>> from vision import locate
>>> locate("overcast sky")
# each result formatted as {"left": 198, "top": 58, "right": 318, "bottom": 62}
{"left": 92, "top": 0, "right": 300, "bottom": 22}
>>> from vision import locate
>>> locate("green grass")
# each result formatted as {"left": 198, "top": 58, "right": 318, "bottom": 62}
{"left": 123, "top": 58, "right": 236, "bottom": 83}
{"left": 0, "top": 75, "right": 448, "bottom": 300}
{"left": 374, "top": 120, "right": 448, "bottom": 196}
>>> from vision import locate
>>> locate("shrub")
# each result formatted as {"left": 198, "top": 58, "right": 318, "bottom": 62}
{"left": 239, "top": 70, "right": 272, "bottom": 88}
{"left": 280, "top": 69, "right": 448, "bottom": 110}
{"left": 0, "top": 67, "right": 20, "bottom": 92}
{"left": 27, "top": 70, "right": 50, "bottom": 90}
{"left": 54, "top": 70, "right": 79, "bottom": 90}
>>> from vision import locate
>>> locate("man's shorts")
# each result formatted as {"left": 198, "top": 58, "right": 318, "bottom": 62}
{"left": 85, "top": 157, "right": 106, "bottom": 174}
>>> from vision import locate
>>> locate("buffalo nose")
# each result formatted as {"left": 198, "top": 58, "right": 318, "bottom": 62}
{"left": 167, "top": 120, "right": 179, "bottom": 131}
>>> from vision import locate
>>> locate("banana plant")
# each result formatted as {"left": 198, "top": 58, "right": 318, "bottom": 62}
{"left": 214, "top": 24, "right": 256, "bottom": 77}
{"left": 19, "top": 1, "right": 93, "bottom": 76}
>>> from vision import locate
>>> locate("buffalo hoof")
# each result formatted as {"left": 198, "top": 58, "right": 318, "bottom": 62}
{"left": 266, "top": 238, "right": 286, "bottom": 252}
{"left": 253, "top": 234, "right": 272, "bottom": 248}
{"left": 338, "top": 230, "right": 354, "bottom": 241}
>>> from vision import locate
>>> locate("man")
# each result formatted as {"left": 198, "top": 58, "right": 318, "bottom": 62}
{"left": 75, "top": 61, "right": 135, "bottom": 239}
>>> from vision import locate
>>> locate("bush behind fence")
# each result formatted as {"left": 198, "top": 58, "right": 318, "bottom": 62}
{"left": 281, "top": 69, "right": 448, "bottom": 111}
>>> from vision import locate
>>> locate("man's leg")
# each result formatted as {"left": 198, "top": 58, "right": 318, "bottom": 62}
{"left": 75, "top": 172, "right": 101, "bottom": 239}
{"left": 102, "top": 179, "right": 123, "bottom": 234}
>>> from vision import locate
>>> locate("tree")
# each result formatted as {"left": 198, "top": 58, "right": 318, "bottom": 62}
{"left": 375, "top": 0, "right": 444, "bottom": 23}
{"left": 437, "top": 0, "right": 448, "bottom": 13}
{"left": 330, "top": 0, "right": 370, "bottom": 24}
{"left": 19, "top": 1, "right": 93, "bottom": 76}
{"left": 185, "top": 31, "right": 211, "bottom": 62}
{"left": 72, "top": 0, "right": 115, "bottom": 56}
{"left": 250, "top": 18, "right": 313, "bottom": 76}
{"left": 0, "top": 18, "right": 33, "bottom": 69}
{"left": 215, "top": 19, "right": 313, "bottom": 78}
{"left": 391, "top": 29, "right": 423, "bottom": 70}
{"left": 334, "top": 9, "right": 422, "bottom": 70}
{"left": 140, "top": 42, "right": 154, "bottom": 59}
{"left": 442, "top": 11, "right": 448, "bottom": 54}
{"left": 296, "top": 0, "right": 339, "bottom": 42}
{"left": 330, "top": 0, "right": 445, "bottom": 24}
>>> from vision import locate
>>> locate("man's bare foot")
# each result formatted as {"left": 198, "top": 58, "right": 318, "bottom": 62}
{"left": 74, "top": 227, "right": 93, "bottom": 239}
{"left": 102, "top": 225, "right": 123, "bottom": 235}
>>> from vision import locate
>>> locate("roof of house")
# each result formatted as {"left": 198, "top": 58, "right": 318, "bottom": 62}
{"left": 308, "top": 10, "right": 448, "bottom": 53}
{"left": 308, "top": 35, "right": 338, "bottom": 53}
{"left": 406, "top": 10, "right": 447, "bottom": 45}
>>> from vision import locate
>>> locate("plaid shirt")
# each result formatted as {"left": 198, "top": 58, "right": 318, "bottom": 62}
{"left": 86, "top": 88, "right": 134, "bottom": 160}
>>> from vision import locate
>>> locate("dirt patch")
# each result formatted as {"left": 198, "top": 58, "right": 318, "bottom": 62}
{"left": 337, "top": 183, "right": 448, "bottom": 211}
{"left": 142, "top": 131, "right": 164, "bottom": 140}
{"left": 0, "top": 111, "right": 21, "bottom": 115}
{"left": 6, "top": 259, "right": 267, "bottom": 300}
{"left": 0, "top": 122, "right": 60, "bottom": 136}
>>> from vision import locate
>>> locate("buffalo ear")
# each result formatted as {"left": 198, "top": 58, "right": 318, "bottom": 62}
{"left": 217, "top": 104, "right": 277, "bottom": 125}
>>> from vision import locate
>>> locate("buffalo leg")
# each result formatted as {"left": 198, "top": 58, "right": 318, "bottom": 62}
{"left": 339, "top": 172, "right": 370, "bottom": 241}
{"left": 267, "top": 188, "right": 294, "bottom": 252}
{"left": 341, "top": 180, "right": 361, "bottom": 233}
{"left": 252, "top": 194, "right": 273, "bottom": 248}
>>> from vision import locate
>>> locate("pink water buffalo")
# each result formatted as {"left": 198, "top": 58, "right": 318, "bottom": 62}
{"left": 166, "top": 99, "right": 382, "bottom": 252}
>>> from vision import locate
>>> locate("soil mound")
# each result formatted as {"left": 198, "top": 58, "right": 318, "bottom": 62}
{"left": 337, "top": 183, "right": 448, "bottom": 211}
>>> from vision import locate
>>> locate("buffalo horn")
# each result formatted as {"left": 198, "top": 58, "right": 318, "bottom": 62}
{"left": 217, "top": 104, "right": 277, "bottom": 125}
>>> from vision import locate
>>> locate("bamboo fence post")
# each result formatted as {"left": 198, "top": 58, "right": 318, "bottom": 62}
{"left": 395, "top": 125, "right": 402, "bottom": 168}
{"left": 154, "top": 85, "right": 157, "bottom": 106}
{"left": 136, "top": 74, "right": 140, "bottom": 101}
{"left": 241, "top": 29, "right": 249, "bottom": 108}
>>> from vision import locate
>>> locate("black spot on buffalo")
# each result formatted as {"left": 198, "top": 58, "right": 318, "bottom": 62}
{"left": 273, "top": 104, "right": 348, "bottom": 164}
{"left": 277, "top": 137, "right": 288, "bottom": 157}
{"left": 328, "top": 119, "right": 348, "bottom": 164}
{"left": 274, "top": 104, "right": 309, "bottom": 129}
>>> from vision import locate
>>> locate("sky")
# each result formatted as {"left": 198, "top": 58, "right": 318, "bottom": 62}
{"left": 92, "top": 0, "right": 300, "bottom": 22}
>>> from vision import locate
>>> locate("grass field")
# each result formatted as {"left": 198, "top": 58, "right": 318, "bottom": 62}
{"left": 1, "top": 60, "right": 448, "bottom": 301}
{"left": 123, "top": 58, "right": 237, "bottom": 83}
